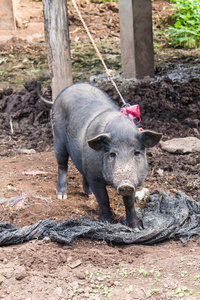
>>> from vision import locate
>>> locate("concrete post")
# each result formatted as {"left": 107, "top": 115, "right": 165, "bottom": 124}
{"left": 0, "top": 0, "right": 16, "bottom": 30}
{"left": 119, "top": 0, "right": 154, "bottom": 79}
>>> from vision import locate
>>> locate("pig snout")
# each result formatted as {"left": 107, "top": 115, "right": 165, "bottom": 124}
{"left": 117, "top": 180, "right": 135, "bottom": 196}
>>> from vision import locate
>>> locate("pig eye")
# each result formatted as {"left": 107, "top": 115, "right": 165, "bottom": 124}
{"left": 134, "top": 150, "right": 141, "bottom": 157}
{"left": 109, "top": 152, "right": 116, "bottom": 159}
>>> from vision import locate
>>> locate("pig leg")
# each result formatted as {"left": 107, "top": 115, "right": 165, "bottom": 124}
{"left": 123, "top": 196, "right": 143, "bottom": 229}
{"left": 82, "top": 176, "right": 92, "bottom": 196}
{"left": 55, "top": 146, "right": 69, "bottom": 200}
{"left": 57, "top": 163, "right": 68, "bottom": 200}
{"left": 89, "top": 183, "right": 112, "bottom": 223}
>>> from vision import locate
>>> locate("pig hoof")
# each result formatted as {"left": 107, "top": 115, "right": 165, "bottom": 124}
{"left": 130, "top": 219, "right": 144, "bottom": 230}
{"left": 57, "top": 192, "right": 67, "bottom": 200}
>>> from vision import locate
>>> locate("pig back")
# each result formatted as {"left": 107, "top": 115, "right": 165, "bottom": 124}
{"left": 52, "top": 83, "right": 119, "bottom": 174}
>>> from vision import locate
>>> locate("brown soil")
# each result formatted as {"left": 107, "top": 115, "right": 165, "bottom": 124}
{"left": 0, "top": 1, "right": 200, "bottom": 299}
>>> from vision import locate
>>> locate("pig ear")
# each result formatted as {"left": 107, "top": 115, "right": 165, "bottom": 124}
{"left": 88, "top": 133, "right": 111, "bottom": 151}
{"left": 138, "top": 130, "right": 162, "bottom": 148}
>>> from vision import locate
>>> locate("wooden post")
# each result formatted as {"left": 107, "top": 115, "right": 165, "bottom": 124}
{"left": 119, "top": 0, "right": 154, "bottom": 79}
{"left": 42, "top": 0, "right": 73, "bottom": 101}
{"left": 0, "top": 0, "right": 16, "bottom": 30}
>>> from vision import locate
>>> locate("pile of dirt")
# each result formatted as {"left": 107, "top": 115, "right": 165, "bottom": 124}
{"left": 0, "top": 81, "right": 53, "bottom": 153}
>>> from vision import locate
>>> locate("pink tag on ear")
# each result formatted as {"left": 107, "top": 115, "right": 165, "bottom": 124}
{"left": 120, "top": 104, "right": 141, "bottom": 123}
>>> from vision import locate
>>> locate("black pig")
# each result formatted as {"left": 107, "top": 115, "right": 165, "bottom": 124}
{"left": 52, "top": 83, "right": 162, "bottom": 228}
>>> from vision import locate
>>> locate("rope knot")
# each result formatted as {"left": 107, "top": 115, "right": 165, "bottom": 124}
{"left": 120, "top": 104, "right": 141, "bottom": 124}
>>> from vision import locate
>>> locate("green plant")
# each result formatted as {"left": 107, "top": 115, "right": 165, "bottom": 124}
{"left": 100, "top": 287, "right": 111, "bottom": 296}
{"left": 69, "top": 289, "right": 77, "bottom": 299}
{"left": 154, "top": 43, "right": 161, "bottom": 49}
{"left": 148, "top": 288, "right": 159, "bottom": 295}
{"left": 164, "top": 0, "right": 200, "bottom": 49}
{"left": 154, "top": 270, "right": 161, "bottom": 280}
{"left": 132, "top": 268, "right": 137, "bottom": 273}
{"left": 103, "top": 275, "right": 111, "bottom": 280}
{"left": 119, "top": 269, "right": 128, "bottom": 278}
{"left": 181, "top": 270, "right": 188, "bottom": 277}
{"left": 194, "top": 274, "right": 200, "bottom": 281}
{"left": 171, "top": 286, "right": 192, "bottom": 298}
{"left": 96, "top": 283, "right": 104, "bottom": 290}
{"left": 126, "top": 288, "right": 132, "bottom": 294}
{"left": 180, "top": 257, "right": 184, "bottom": 262}
{"left": 138, "top": 266, "right": 148, "bottom": 277}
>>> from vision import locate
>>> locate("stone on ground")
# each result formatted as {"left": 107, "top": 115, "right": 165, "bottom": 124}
{"left": 160, "top": 137, "right": 200, "bottom": 154}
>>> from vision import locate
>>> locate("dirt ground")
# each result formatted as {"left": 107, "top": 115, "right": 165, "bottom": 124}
{"left": 0, "top": 0, "right": 200, "bottom": 299}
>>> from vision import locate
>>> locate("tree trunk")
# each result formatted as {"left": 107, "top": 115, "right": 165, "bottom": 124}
{"left": 42, "top": 0, "right": 73, "bottom": 101}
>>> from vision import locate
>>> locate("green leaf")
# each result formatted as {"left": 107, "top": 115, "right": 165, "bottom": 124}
{"left": 174, "top": 20, "right": 182, "bottom": 28}
{"left": 163, "top": 0, "right": 200, "bottom": 49}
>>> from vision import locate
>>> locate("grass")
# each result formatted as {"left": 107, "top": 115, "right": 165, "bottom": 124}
{"left": 164, "top": 0, "right": 200, "bottom": 48}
